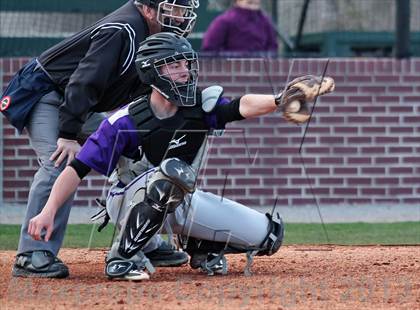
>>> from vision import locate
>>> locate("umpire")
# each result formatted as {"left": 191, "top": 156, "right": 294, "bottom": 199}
{"left": 0, "top": 0, "right": 198, "bottom": 278}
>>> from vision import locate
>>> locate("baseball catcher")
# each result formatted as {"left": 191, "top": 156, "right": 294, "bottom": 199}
{"left": 27, "top": 33, "right": 335, "bottom": 281}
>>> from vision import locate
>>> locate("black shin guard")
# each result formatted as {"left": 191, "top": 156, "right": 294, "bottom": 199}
{"left": 118, "top": 158, "right": 196, "bottom": 259}
{"left": 118, "top": 197, "right": 167, "bottom": 259}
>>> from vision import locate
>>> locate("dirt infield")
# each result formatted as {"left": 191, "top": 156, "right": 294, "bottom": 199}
{"left": 1, "top": 246, "right": 419, "bottom": 309}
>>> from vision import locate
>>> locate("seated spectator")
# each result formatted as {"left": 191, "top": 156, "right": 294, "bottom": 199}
{"left": 201, "top": 0, "right": 278, "bottom": 57}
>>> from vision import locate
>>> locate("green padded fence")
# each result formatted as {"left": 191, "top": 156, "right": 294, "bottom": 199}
{"left": 0, "top": 0, "right": 124, "bottom": 13}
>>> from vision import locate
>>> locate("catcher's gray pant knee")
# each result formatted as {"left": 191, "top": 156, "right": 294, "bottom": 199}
{"left": 18, "top": 91, "right": 105, "bottom": 256}
{"left": 168, "top": 190, "right": 273, "bottom": 251}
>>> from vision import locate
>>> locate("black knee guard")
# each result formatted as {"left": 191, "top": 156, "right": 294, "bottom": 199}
{"left": 160, "top": 157, "right": 196, "bottom": 193}
{"left": 118, "top": 158, "right": 196, "bottom": 259}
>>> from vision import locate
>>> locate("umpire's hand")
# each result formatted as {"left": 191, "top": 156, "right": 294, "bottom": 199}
{"left": 28, "top": 210, "right": 55, "bottom": 242}
{"left": 50, "top": 138, "right": 81, "bottom": 167}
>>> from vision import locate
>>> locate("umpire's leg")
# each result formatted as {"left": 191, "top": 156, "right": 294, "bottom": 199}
{"left": 17, "top": 91, "right": 72, "bottom": 256}
{"left": 13, "top": 91, "right": 73, "bottom": 277}
{"left": 17, "top": 91, "right": 105, "bottom": 257}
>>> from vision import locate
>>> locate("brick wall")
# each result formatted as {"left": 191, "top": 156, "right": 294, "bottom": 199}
{"left": 1, "top": 57, "right": 420, "bottom": 209}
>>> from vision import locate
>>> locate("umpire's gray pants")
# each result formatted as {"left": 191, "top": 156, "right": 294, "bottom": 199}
{"left": 17, "top": 91, "right": 106, "bottom": 255}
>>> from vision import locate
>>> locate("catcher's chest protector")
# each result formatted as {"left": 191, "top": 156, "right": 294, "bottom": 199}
{"left": 128, "top": 96, "right": 209, "bottom": 166}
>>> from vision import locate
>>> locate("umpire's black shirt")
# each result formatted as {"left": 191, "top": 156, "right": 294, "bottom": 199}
{"left": 38, "top": 1, "right": 149, "bottom": 140}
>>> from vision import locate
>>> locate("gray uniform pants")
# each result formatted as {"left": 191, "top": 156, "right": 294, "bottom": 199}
{"left": 18, "top": 91, "right": 106, "bottom": 255}
{"left": 106, "top": 167, "right": 271, "bottom": 262}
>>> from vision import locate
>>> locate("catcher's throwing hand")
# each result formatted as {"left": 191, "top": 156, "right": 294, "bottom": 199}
{"left": 275, "top": 75, "right": 335, "bottom": 124}
{"left": 28, "top": 211, "right": 55, "bottom": 241}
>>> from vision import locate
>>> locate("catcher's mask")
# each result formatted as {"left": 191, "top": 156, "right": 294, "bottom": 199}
{"left": 135, "top": 32, "right": 199, "bottom": 107}
{"left": 134, "top": 0, "right": 199, "bottom": 37}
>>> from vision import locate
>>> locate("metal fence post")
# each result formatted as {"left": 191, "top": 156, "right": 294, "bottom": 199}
{"left": 0, "top": 66, "right": 3, "bottom": 208}
{"left": 395, "top": 0, "right": 411, "bottom": 58}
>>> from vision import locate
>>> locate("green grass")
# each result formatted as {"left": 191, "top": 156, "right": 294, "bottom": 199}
{"left": 284, "top": 222, "right": 420, "bottom": 245}
{"left": 0, "top": 224, "right": 117, "bottom": 250}
{"left": 0, "top": 222, "right": 419, "bottom": 250}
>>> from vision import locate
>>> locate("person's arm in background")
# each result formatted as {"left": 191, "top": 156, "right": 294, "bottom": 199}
{"left": 51, "top": 28, "right": 134, "bottom": 167}
{"left": 201, "top": 14, "right": 229, "bottom": 52}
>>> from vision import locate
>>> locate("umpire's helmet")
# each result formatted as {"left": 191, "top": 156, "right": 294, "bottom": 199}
{"left": 135, "top": 32, "right": 198, "bottom": 107}
{"left": 134, "top": 0, "right": 199, "bottom": 37}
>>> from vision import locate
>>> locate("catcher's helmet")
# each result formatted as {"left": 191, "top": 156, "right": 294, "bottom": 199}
{"left": 135, "top": 32, "right": 198, "bottom": 107}
{"left": 134, "top": 0, "right": 199, "bottom": 37}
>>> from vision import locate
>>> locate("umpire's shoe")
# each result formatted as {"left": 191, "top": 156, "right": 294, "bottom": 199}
{"left": 146, "top": 241, "right": 189, "bottom": 267}
{"left": 12, "top": 251, "right": 69, "bottom": 278}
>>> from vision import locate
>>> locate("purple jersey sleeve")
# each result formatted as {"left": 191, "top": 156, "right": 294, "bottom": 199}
{"left": 204, "top": 97, "right": 232, "bottom": 129}
{"left": 76, "top": 107, "right": 139, "bottom": 176}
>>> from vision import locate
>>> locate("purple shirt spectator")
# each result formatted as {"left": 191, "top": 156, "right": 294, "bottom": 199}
{"left": 201, "top": 6, "right": 278, "bottom": 56}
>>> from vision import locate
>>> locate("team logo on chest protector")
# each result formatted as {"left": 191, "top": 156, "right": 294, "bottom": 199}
{"left": 168, "top": 135, "right": 187, "bottom": 150}
{"left": 128, "top": 96, "right": 208, "bottom": 166}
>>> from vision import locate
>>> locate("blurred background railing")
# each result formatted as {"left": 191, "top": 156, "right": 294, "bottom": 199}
{"left": 0, "top": 0, "right": 418, "bottom": 58}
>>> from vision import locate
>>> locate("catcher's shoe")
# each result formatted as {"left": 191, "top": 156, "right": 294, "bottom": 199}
{"left": 12, "top": 251, "right": 69, "bottom": 278}
{"left": 190, "top": 253, "right": 227, "bottom": 276}
{"left": 146, "top": 241, "right": 189, "bottom": 267}
{"left": 106, "top": 259, "right": 149, "bottom": 281}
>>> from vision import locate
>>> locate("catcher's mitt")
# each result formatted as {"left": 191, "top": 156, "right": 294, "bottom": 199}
{"left": 275, "top": 75, "right": 335, "bottom": 124}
